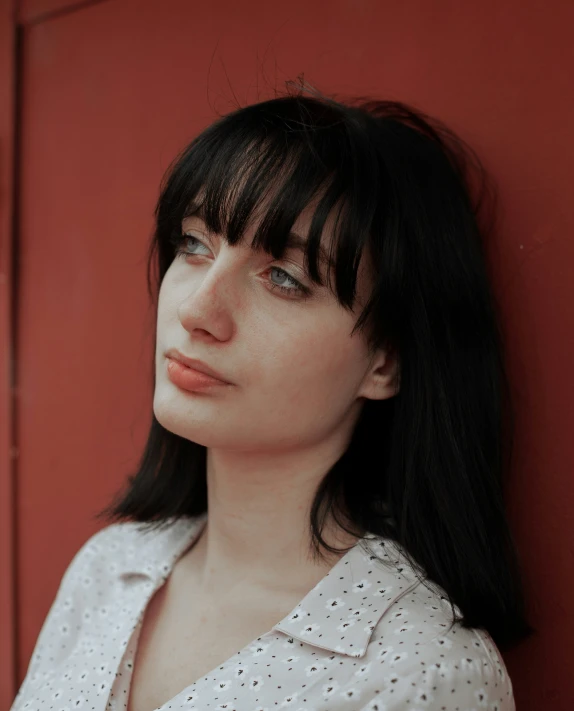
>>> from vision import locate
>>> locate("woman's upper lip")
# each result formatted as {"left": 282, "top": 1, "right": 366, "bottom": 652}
{"left": 166, "top": 349, "right": 232, "bottom": 384}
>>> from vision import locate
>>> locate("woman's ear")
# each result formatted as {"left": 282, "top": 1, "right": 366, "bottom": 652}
{"left": 358, "top": 347, "right": 400, "bottom": 401}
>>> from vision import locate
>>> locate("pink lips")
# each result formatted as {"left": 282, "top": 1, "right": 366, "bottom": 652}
{"left": 165, "top": 349, "right": 231, "bottom": 383}
{"left": 166, "top": 357, "right": 231, "bottom": 392}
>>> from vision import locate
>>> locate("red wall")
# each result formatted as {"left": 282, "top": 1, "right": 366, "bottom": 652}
{"left": 0, "top": 0, "right": 16, "bottom": 707}
{"left": 2, "top": 0, "right": 574, "bottom": 708}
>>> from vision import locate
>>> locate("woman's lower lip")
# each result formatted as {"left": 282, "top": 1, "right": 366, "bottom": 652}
{"left": 166, "top": 357, "right": 231, "bottom": 391}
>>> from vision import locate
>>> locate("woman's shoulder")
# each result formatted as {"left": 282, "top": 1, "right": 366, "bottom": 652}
{"left": 32, "top": 520, "right": 154, "bottom": 632}
{"left": 13, "top": 517, "right": 203, "bottom": 695}
{"left": 358, "top": 535, "right": 515, "bottom": 710}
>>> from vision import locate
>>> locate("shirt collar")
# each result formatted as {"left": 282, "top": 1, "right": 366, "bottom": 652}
{"left": 116, "top": 513, "right": 209, "bottom": 583}
{"left": 272, "top": 534, "right": 423, "bottom": 658}
{"left": 117, "top": 514, "right": 424, "bottom": 659}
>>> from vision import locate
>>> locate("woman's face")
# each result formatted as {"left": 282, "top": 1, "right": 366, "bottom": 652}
{"left": 153, "top": 198, "right": 396, "bottom": 453}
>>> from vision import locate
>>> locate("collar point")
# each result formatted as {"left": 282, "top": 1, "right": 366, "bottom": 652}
{"left": 333, "top": 643, "right": 369, "bottom": 658}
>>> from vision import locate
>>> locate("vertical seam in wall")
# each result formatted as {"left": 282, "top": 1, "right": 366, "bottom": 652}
{"left": 10, "top": 17, "right": 23, "bottom": 691}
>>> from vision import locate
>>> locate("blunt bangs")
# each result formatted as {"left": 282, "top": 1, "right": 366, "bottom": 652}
{"left": 152, "top": 95, "right": 390, "bottom": 342}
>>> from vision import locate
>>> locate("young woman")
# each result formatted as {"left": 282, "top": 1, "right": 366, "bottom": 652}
{"left": 11, "top": 84, "right": 533, "bottom": 711}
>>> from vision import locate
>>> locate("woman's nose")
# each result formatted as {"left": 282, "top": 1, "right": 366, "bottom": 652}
{"left": 176, "top": 255, "right": 240, "bottom": 338}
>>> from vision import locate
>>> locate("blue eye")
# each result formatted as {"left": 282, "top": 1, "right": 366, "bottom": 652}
{"left": 171, "top": 233, "right": 312, "bottom": 300}
{"left": 173, "top": 233, "right": 210, "bottom": 256}
{"left": 267, "top": 267, "right": 309, "bottom": 297}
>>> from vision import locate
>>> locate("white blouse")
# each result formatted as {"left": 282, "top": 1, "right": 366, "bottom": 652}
{"left": 10, "top": 512, "right": 515, "bottom": 710}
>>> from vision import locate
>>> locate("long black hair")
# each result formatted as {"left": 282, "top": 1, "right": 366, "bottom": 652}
{"left": 96, "top": 81, "right": 534, "bottom": 651}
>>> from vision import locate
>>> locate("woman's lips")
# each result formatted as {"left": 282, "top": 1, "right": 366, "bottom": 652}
{"left": 166, "top": 357, "right": 232, "bottom": 391}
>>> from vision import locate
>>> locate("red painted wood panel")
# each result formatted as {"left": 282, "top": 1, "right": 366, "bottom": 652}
{"left": 15, "top": 0, "right": 574, "bottom": 708}
{"left": 0, "top": 0, "right": 16, "bottom": 706}
{"left": 17, "top": 0, "right": 108, "bottom": 26}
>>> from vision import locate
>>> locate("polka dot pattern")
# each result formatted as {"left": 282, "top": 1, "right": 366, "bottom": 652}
{"left": 10, "top": 514, "right": 515, "bottom": 710}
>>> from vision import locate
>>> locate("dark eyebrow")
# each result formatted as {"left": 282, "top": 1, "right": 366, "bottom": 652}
{"left": 182, "top": 202, "right": 333, "bottom": 268}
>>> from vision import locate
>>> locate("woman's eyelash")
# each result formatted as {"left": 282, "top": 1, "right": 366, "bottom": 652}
{"left": 170, "top": 233, "right": 312, "bottom": 299}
